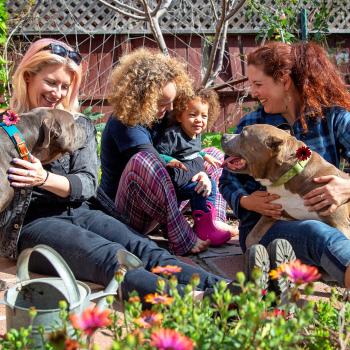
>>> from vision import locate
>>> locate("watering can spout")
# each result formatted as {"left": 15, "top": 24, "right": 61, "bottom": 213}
{"left": 95, "top": 250, "right": 143, "bottom": 310}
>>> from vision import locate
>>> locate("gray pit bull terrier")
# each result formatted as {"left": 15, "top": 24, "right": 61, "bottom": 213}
{"left": 221, "top": 124, "right": 350, "bottom": 248}
{"left": 0, "top": 107, "right": 86, "bottom": 212}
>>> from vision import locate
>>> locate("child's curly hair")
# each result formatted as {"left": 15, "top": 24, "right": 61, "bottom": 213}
{"left": 108, "top": 48, "right": 193, "bottom": 127}
{"left": 173, "top": 88, "right": 221, "bottom": 129}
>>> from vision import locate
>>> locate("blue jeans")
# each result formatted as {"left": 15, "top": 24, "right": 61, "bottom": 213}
{"left": 176, "top": 178, "right": 216, "bottom": 212}
{"left": 18, "top": 203, "right": 224, "bottom": 298}
{"left": 241, "top": 219, "right": 350, "bottom": 286}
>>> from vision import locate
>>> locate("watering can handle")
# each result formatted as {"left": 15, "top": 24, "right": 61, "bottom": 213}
{"left": 16, "top": 244, "right": 80, "bottom": 308}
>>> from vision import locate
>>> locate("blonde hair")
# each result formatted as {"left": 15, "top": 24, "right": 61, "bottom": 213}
{"left": 10, "top": 38, "right": 82, "bottom": 113}
{"left": 173, "top": 88, "right": 221, "bottom": 129}
{"left": 108, "top": 48, "right": 193, "bottom": 127}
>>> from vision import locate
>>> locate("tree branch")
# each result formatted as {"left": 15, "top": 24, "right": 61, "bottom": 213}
{"left": 202, "top": 0, "right": 228, "bottom": 87}
{"left": 110, "top": 0, "right": 145, "bottom": 16}
{"left": 209, "top": 0, "right": 219, "bottom": 21}
{"left": 226, "top": 0, "right": 246, "bottom": 21}
{"left": 206, "top": 21, "right": 229, "bottom": 87}
{"left": 97, "top": 0, "right": 146, "bottom": 20}
{"left": 155, "top": 0, "right": 174, "bottom": 19}
{"left": 141, "top": 0, "right": 169, "bottom": 55}
{"left": 151, "top": 0, "right": 163, "bottom": 17}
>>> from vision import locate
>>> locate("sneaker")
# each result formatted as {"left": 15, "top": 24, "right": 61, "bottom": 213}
{"left": 244, "top": 244, "right": 270, "bottom": 291}
{"left": 267, "top": 239, "right": 296, "bottom": 297}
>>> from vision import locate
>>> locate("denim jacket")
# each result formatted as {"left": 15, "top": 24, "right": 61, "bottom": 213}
{"left": 0, "top": 114, "right": 100, "bottom": 259}
{"left": 219, "top": 106, "right": 350, "bottom": 241}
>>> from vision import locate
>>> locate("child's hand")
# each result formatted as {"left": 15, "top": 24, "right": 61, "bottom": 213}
{"left": 203, "top": 154, "right": 222, "bottom": 168}
{"left": 167, "top": 159, "right": 188, "bottom": 171}
{"left": 192, "top": 172, "right": 212, "bottom": 197}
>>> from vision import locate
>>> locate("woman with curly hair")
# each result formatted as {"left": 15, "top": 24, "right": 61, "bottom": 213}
{"left": 220, "top": 41, "right": 350, "bottom": 292}
{"left": 100, "top": 48, "right": 235, "bottom": 255}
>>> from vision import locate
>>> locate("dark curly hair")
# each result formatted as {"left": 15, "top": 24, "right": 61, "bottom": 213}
{"left": 247, "top": 41, "right": 350, "bottom": 129}
{"left": 173, "top": 88, "right": 221, "bottom": 129}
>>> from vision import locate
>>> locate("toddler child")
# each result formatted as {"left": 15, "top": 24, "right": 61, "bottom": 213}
{"left": 155, "top": 89, "right": 231, "bottom": 246}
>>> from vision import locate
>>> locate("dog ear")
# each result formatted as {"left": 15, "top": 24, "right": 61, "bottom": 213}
{"left": 265, "top": 135, "right": 284, "bottom": 152}
{"left": 41, "top": 117, "right": 62, "bottom": 148}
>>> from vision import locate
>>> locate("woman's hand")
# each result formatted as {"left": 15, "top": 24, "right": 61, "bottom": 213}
{"left": 7, "top": 155, "right": 48, "bottom": 187}
{"left": 192, "top": 172, "right": 212, "bottom": 197}
{"left": 240, "top": 191, "right": 282, "bottom": 219}
{"left": 167, "top": 159, "right": 188, "bottom": 171}
{"left": 203, "top": 154, "right": 222, "bottom": 168}
{"left": 303, "top": 175, "right": 350, "bottom": 216}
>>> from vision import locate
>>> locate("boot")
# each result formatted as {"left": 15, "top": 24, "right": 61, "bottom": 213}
{"left": 192, "top": 202, "right": 231, "bottom": 246}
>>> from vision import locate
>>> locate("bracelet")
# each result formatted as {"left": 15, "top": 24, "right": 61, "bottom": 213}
{"left": 37, "top": 170, "right": 49, "bottom": 187}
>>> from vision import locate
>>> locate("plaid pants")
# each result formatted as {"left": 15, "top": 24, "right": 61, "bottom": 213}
{"left": 115, "top": 148, "right": 227, "bottom": 255}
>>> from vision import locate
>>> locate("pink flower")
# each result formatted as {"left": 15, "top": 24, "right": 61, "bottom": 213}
{"left": 144, "top": 293, "right": 174, "bottom": 305}
{"left": 3, "top": 110, "right": 20, "bottom": 126}
{"left": 270, "top": 259, "right": 320, "bottom": 285}
{"left": 134, "top": 310, "right": 163, "bottom": 328}
{"left": 262, "top": 308, "right": 286, "bottom": 320}
{"left": 272, "top": 308, "right": 286, "bottom": 317}
{"left": 150, "top": 328, "right": 194, "bottom": 350}
{"left": 279, "top": 13, "right": 287, "bottom": 20}
{"left": 151, "top": 265, "right": 182, "bottom": 276}
{"left": 69, "top": 306, "right": 112, "bottom": 336}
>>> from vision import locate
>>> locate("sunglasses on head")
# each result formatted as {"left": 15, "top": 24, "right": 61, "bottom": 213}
{"left": 42, "top": 44, "right": 82, "bottom": 66}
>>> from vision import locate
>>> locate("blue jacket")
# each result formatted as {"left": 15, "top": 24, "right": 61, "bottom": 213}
{"left": 219, "top": 106, "right": 350, "bottom": 242}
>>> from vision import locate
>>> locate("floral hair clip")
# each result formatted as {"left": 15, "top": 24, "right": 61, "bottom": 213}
{"left": 296, "top": 145, "right": 311, "bottom": 161}
{"left": 2, "top": 110, "right": 20, "bottom": 126}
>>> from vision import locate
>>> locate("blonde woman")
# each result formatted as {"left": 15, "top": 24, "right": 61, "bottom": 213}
{"left": 100, "top": 48, "right": 235, "bottom": 256}
{"left": 4, "top": 39, "right": 226, "bottom": 300}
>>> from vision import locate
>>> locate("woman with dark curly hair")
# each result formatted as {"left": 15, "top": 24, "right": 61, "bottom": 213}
{"left": 220, "top": 41, "right": 350, "bottom": 292}
{"left": 100, "top": 48, "right": 236, "bottom": 255}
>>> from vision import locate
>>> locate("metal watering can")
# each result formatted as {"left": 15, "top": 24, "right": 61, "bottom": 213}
{"left": 0, "top": 244, "right": 143, "bottom": 348}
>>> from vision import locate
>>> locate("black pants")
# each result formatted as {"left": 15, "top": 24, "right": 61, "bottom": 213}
{"left": 18, "top": 204, "right": 224, "bottom": 299}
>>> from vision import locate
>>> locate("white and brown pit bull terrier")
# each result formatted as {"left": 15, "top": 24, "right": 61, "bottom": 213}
{"left": 221, "top": 124, "right": 350, "bottom": 248}
{"left": 0, "top": 107, "right": 86, "bottom": 212}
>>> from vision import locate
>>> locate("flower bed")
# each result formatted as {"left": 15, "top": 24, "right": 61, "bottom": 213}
{"left": 0, "top": 260, "right": 349, "bottom": 349}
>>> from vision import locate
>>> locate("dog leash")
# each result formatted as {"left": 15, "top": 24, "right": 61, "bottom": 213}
{"left": 0, "top": 122, "right": 31, "bottom": 161}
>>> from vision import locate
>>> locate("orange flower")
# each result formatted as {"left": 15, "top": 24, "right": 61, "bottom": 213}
{"left": 144, "top": 293, "right": 174, "bottom": 305}
{"left": 65, "top": 338, "right": 80, "bottom": 350}
{"left": 134, "top": 310, "right": 163, "bottom": 328}
{"left": 151, "top": 265, "right": 182, "bottom": 276}
{"left": 150, "top": 328, "right": 194, "bottom": 350}
{"left": 128, "top": 295, "right": 141, "bottom": 303}
{"left": 69, "top": 306, "right": 112, "bottom": 336}
{"left": 270, "top": 259, "right": 320, "bottom": 285}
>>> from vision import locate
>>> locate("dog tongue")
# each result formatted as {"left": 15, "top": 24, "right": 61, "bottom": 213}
{"left": 222, "top": 156, "right": 247, "bottom": 170}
